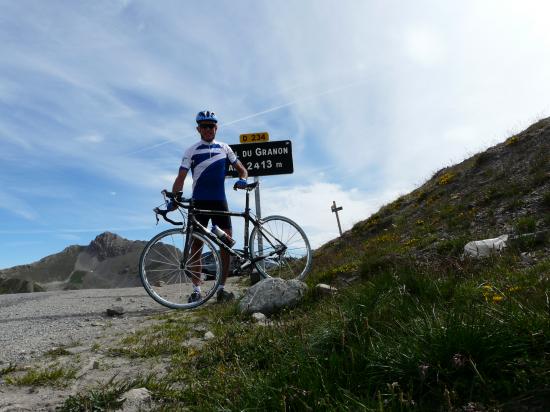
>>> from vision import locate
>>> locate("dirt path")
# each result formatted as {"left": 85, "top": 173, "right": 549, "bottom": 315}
{"left": 0, "top": 278, "right": 245, "bottom": 411}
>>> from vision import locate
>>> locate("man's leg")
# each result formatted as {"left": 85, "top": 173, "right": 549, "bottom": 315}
{"left": 188, "top": 209, "right": 209, "bottom": 303}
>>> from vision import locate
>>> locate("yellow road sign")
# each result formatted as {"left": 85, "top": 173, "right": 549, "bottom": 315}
{"left": 239, "top": 132, "right": 269, "bottom": 144}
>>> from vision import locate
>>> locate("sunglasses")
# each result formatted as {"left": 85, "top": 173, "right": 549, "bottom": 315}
{"left": 199, "top": 124, "right": 216, "bottom": 130}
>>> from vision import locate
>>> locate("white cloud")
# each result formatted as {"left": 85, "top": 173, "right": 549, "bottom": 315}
{"left": 77, "top": 134, "right": 104, "bottom": 143}
{"left": 403, "top": 26, "right": 444, "bottom": 66}
{"left": 248, "top": 182, "right": 398, "bottom": 249}
{"left": 0, "top": 190, "right": 38, "bottom": 221}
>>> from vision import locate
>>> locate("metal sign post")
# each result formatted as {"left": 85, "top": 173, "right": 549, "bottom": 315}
{"left": 331, "top": 201, "right": 343, "bottom": 236}
{"left": 253, "top": 176, "right": 264, "bottom": 274}
{"left": 230, "top": 136, "right": 295, "bottom": 280}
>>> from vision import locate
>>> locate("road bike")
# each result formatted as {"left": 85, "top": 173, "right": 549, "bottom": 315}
{"left": 139, "top": 182, "right": 312, "bottom": 309}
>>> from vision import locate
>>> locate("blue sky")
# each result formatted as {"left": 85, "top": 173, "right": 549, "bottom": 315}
{"left": 1, "top": 0, "right": 550, "bottom": 269}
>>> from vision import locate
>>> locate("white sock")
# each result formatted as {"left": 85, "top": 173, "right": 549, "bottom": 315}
{"left": 217, "top": 284, "right": 225, "bottom": 292}
{"left": 193, "top": 285, "right": 201, "bottom": 293}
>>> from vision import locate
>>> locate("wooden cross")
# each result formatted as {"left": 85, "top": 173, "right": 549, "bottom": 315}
{"left": 331, "top": 201, "right": 343, "bottom": 236}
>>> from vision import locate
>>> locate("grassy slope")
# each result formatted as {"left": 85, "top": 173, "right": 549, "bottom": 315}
{"left": 59, "top": 121, "right": 549, "bottom": 411}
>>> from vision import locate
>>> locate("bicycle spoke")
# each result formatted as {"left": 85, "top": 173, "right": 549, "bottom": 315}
{"left": 166, "top": 236, "right": 178, "bottom": 262}
{"left": 250, "top": 216, "right": 311, "bottom": 281}
{"left": 146, "top": 258, "right": 180, "bottom": 268}
{"left": 147, "top": 267, "right": 183, "bottom": 273}
{"left": 140, "top": 229, "right": 222, "bottom": 309}
{"left": 150, "top": 247, "right": 179, "bottom": 266}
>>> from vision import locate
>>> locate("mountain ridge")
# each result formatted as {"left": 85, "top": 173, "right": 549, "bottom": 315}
{"left": 0, "top": 232, "right": 147, "bottom": 293}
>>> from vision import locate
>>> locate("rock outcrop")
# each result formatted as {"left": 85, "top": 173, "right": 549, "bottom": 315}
{"left": 87, "top": 232, "right": 133, "bottom": 261}
{"left": 0, "top": 232, "right": 147, "bottom": 293}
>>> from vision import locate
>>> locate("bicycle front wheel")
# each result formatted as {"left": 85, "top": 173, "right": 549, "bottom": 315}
{"left": 139, "top": 228, "right": 221, "bottom": 309}
{"left": 249, "top": 215, "right": 312, "bottom": 281}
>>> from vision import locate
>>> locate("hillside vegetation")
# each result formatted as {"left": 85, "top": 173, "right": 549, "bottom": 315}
{"left": 60, "top": 119, "right": 549, "bottom": 411}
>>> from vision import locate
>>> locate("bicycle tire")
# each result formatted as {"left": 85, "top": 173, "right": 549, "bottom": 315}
{"left": 249, "top": 215, "right": 312, "bottom": 281}
{"left": 139, "top": 228, "right": 222, "bottom": 309}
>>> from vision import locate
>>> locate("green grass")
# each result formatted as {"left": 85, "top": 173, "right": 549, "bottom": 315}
{"left": 0, "top": 363, "right": 17, "bottom": 376}
{"left": 58, "top": 376, "right": 136, "bottom": 411}
{"left": 5, "top": 364, "right": 77, "bottom": 387}
{"left": 108, "top": 314, "right": 194, "bottom": 358}
{"left": 515, "top": 216, "right": 537, "bottom": 234}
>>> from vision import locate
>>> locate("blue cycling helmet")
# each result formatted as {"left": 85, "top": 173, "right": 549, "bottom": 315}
{"left": 196, "top": 110, "right": 218, "bottom": 124}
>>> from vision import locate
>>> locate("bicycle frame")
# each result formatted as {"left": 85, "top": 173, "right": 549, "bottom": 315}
{"left": 180, "top": 189, "right": 284, "bottom": 274}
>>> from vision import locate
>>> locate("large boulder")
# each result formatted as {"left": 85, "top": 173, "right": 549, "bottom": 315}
{"left": 464, "top": 234, "right": 509, "bottom": 257}
{"left": 239, "top": 277, "right": 308, "bottom": 315}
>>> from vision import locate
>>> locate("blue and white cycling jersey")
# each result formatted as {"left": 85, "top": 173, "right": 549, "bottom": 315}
{"left": 180, "top": 139, "right": 238, "bottom": 201}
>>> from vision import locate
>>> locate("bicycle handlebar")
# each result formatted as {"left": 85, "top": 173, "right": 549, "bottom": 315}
{"left": 153, "top": 207, "right": 184, "bottom": 226}
{"left": 161, "top": 190, "right": 191, "bottom": 203}
{"left": 155, "top": 183, "right": 258, "bottom": 226}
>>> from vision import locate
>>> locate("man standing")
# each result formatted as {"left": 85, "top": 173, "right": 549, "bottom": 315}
{"left": 171, "top": 110, "right": 248, "bottom": 303}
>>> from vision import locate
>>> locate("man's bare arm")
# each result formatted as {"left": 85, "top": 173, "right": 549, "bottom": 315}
{"left": 172, "top": 168, "right": 188, "bottom": 193}
{"left": 234, "top": 161, "right": 248, "bottom": 180}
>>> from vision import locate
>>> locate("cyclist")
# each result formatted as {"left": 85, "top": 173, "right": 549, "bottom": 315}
{"left": 171, "top": 110, "right": 248, "bottom": 303}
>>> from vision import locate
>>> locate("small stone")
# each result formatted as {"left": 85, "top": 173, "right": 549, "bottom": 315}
{"left": 203, "top": 331, "right": 215, "bottom": 341}
{"left": 194, "top": 324, "right": 208, "bottom": 333}
{"left": 315, "top": 283, "right": 338, "bottom": 296}
{"left": 91, "top": 322, "right": 105, "bottom": 327}
{"left": 106, "top": 306, "right": 125, "bottom": 317}
{"left": 251, "top": 312, "right": 267, "bottom": 323}
{"left": 118, "top": 387, "right": 152, "bottom": 411}
{"left": 115, "top": 297, "right": 122, "bottom": 301}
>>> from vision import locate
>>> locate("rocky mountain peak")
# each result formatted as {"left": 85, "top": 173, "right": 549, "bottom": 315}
{"left": 87, "top": 232, "right": 133, "bottom": 261}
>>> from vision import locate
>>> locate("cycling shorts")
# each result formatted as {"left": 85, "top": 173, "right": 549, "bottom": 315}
{"left": 193, "top": 200, "right": 232, "bottom": 230}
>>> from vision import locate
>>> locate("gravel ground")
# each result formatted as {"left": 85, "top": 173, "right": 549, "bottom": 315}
{"left": 0, "top": 278, "right": 246, "bottom": 411}
{"left": 0, "top": 287, "right": 170, "bottom": 365}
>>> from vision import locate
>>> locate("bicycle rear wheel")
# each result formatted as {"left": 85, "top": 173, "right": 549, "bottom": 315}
{"left": 249, "top": 215, "right": 312, "bottom": 281}
{"left": 139, "top": 228, "right": 221, "bottom": 309}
